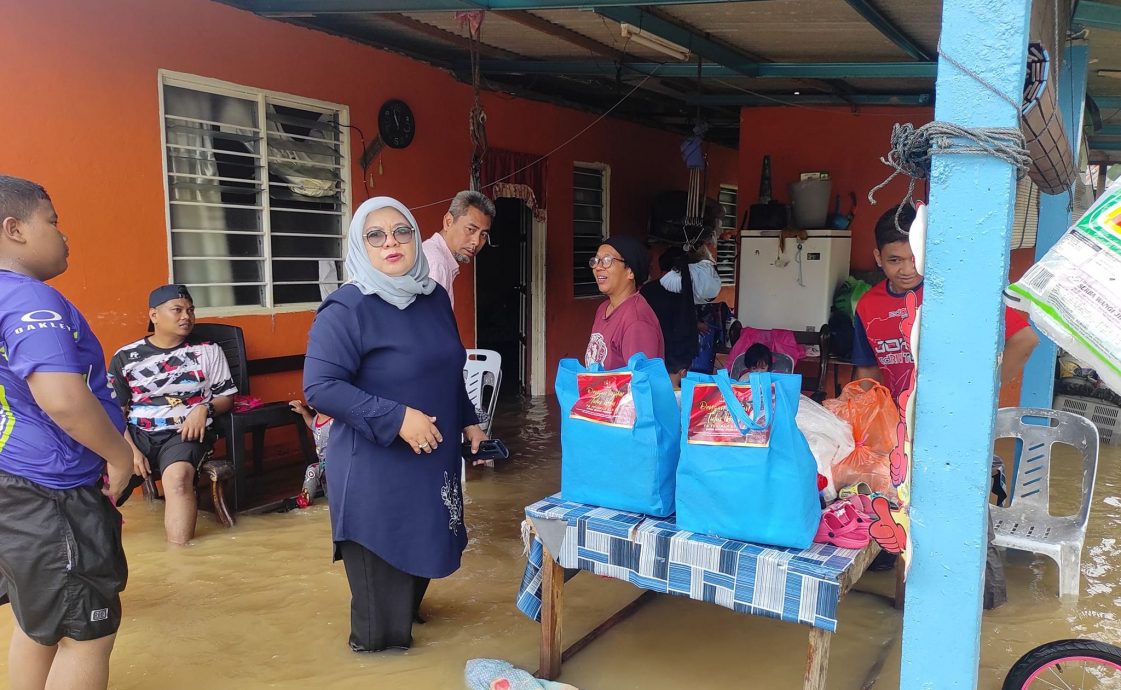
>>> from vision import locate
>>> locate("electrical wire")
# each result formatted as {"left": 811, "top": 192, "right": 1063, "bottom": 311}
{"left": 412, "top": 67, "right": 662, "bottom": 211}
{"left": 339, "top": 122, "right": 371, "bottom": 199}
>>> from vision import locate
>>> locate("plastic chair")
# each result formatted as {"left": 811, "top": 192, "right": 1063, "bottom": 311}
{"left": 464, "top": 349, "right": 502, "bottom": 435}
{"left": 990, "top": 407, "right": 1100, "bottom": 597}
{"left": 191, "top": 323, "right": 316, "bottom": 511}
{"left": 463, "top": 349, "right": 502, "bottom": 479}
{"left": 728, "top": 351, "right": 794, "bottom": 379}
{"left": 771, "top": 352, "right": 795, "bottom": 374}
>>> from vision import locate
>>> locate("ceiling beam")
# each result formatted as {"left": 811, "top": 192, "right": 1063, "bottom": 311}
{"left": 684, "top": 93, "right": 933, "bottom": 107}
{"left": 380, "top": 13, "right": 521, "bottom": 57}
{"left": 1089, "top": 139, "right": 1121, "bottom": 150}
{"left": 1091, "top": 125, "right": 1121, "bottom": 136}
{"left": 1092, "top": 95, "right": 1121, "bottom": 110}
{"left": 840, "top": 0, "right": 933, "bottom": 61}
{"left": 593, "top": 6, "right": 764, "bottom": 76}
{"left": 496, "top": 10, "right": 619, "bottom": 58}
{"left": 476, "top": 59, "right": 938, "bottom": 79}
{"left": 1073, "top": 0, "right": 1121, "bottom": 31}
{"left": 238, "top": 0, "right": 768, "bottom": 14}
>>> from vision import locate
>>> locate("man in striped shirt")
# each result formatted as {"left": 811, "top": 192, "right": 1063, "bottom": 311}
{"left": 108, "top": 285, "right": 236, "bottom": 544}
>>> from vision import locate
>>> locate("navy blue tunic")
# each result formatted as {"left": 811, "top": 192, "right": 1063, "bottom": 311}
{"left": 303, "top": 284, "right": 477, "bottom": 579}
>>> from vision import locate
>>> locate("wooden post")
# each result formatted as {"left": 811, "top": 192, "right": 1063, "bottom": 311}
{"left": 804, "top": 627, "right": 833, "bottom": 690}
{"left": 538, "top": 542, "right": 564, "bottom": 680}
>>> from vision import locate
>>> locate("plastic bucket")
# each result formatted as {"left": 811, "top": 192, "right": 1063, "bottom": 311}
{"left": 789, "top": 179, "right": 832, "bottom": 229}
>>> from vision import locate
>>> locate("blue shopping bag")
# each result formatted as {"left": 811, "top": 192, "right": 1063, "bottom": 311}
{"left": 555, "top": 353, "right": 680, "bottom": 516}
{"left": 677, "top": 370, "right": 819, "bottom": 548}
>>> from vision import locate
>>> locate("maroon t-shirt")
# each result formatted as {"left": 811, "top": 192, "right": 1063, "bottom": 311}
{"left": 584, "top": 293, "right": 665, "bottom": 370}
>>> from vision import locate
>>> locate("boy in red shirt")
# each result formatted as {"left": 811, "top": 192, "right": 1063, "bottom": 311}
{"left": 853, "top": 204, "right": 1037, "bottom": 609}
{"left": 851, "top": 205, "right": 923, "bottom": 401}
{"left": 852, "top": 205, "right": 1040, "bottom": 408}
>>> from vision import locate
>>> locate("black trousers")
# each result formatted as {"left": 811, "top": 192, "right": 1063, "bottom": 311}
{"left": 338, "top": 541, "right": 429, "bottom": 652}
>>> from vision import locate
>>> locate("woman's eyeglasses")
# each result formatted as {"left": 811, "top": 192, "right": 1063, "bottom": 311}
{"left": 364, "top": 226, "right": 416, "bottom": 248}
{"left": 589, "top": 255, "right": 625, "bottom": 269}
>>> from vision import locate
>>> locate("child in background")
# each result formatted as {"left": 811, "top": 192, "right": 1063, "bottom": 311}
{"left": 290, "top": 400, "right": 333, "bottom": 508}
{"left": 743, "top": 343, "right": 774, "bottom": 373}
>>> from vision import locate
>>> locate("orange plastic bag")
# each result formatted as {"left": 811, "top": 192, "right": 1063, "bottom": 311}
{"left": 823, "top": 379, "right": 901, "bottom": 500}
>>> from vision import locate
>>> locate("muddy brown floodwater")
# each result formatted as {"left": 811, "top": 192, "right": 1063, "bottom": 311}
{"left": 2, "top": 397, "right": 1118, "bottom": 689}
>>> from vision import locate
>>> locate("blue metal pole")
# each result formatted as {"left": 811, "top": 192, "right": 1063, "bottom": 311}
{"left": 899, "top": 0, "right": 1030, "bottom": 687}
{"left": 1020, "top": 43, "right": 1090, "bottom": 410}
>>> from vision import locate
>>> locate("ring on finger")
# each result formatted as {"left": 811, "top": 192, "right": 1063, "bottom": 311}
{"left": 419, "top": 442, "right": 430, "bottom": 448}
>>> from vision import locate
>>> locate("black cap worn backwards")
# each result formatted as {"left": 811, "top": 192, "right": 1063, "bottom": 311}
{"left": 147, "top": 285, "right": 193, "bottom": 333}
{"left": 148, "top": 284, "right": 193, "bottom": 309}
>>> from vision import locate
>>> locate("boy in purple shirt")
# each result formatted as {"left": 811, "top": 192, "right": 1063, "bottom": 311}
{"left": 0, "top": 176, "right": 134, "bottom": 690}
{"left": 584, "top": 235, "right": 664, "bottom": 370}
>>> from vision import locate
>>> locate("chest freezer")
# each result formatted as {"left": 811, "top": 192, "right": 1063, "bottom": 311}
{"left": 737, "top": 229, "right": 852, "bottom": 333}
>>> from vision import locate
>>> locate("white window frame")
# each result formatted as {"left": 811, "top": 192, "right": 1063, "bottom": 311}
{"left": 572, "top": 161, "right": 611, "bottom": 299}
{"left": 158, "top": 69, "right": 351, "bottom": 317}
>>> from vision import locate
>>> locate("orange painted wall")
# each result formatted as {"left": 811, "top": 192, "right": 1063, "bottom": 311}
{"left": 737, "top": 105, "right": 1040, "bottom": 286}
{"left": 1, "top": 0, "right": 736, "bottom": 418}
{"left": 738, "top": 106, "right": 934, "bottom": 274}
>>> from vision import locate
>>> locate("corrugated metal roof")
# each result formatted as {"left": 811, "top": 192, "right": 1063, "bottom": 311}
{"left": 219, "top": 0, "right": 1119, "bottom": 151}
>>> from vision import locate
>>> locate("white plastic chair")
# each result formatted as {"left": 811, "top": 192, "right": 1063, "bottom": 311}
{"left": 729, "top": 351, "right": 794, "bottom": 379}
{"left": 990, "top": 407, "right": 1100, "bottom": 597}
{"left": 464, "top": 349, "right": 502, "bottom": 435}
{"left": 462, "top": 349, "right": 502, "bottom": 480}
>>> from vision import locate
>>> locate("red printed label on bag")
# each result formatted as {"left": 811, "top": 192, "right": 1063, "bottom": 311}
{"left": 687, "top": 383, "right": 773, "bottom": 446}
{"left": 570, "top": 372, "right": 636, "bottom": 428}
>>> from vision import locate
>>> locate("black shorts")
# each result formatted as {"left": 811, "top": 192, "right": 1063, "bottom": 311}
{"left": 0, "top": 470, "right": 128, "bottom": 644}
{"left": 130, "top": 428, "right": 211, "bottom": 476}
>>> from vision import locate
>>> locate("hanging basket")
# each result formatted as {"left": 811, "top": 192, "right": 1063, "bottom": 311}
{"left": 1021, "top": 43, "right": 1076, "bottom": 194}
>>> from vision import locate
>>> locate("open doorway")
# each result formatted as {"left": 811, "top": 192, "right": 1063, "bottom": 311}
{"left": 476, "top": 197, "right": 531, "bottom": 397}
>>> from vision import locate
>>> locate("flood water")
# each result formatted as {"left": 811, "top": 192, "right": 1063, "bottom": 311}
{"left": 2, "top": 397, "right": 1119, "bottom": 689}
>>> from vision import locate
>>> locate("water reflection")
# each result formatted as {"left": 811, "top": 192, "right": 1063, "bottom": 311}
{"left": 0, "top": 397, "right": 1117, "bottom": 689}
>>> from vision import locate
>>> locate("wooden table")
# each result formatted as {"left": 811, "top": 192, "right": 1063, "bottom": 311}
{"left": 516, "top": 496, "right": 901, "bottom": 689}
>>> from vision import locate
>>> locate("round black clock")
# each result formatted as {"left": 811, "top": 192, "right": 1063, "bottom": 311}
{"left": 378, "top": 99, "right": 415, "bottom": 149}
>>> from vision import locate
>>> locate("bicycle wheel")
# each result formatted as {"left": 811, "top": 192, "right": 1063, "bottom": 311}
{"left": 1003, "top": 639, "right": 1121, "bottom": 690}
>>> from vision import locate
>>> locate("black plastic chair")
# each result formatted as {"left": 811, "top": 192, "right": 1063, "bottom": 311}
{"left": 191, "top": 323, "right": 315, "bottom": 512}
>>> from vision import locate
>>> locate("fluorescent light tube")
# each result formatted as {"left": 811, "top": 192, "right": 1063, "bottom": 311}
{"left": 620, "top": 23, "right": 690, "bottom": 62}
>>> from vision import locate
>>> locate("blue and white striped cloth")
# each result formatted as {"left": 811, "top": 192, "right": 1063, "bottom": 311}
{"left": 516, "top": 495, "right": 864, "bottom": 632}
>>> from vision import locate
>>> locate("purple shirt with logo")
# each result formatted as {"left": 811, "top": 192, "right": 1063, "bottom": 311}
{"left": 0, "top": 271, "right": 125, "bottom": 489}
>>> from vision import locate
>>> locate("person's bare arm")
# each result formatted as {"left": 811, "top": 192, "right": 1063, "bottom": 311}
{"left": 26, "top": 372, "right": 133, "bottom": 497}
{"left": 855, "top": 366, "right": 883, "bottom": 382}
{"left": 1001, "top": 327, "right": 1040, "bottom": 390}
{"left": 211, "top": 395, "right": 234, "bottom": 415}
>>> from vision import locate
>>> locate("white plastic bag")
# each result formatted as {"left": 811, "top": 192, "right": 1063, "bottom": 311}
{"left": 1006, "top": 177, "right": 1121, "bottom": 393}
{"left": 795, "top": 395, "right": 854, "bottom": 502}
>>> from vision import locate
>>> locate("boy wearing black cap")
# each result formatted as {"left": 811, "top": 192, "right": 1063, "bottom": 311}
{"left": 584, "top": 236, "right": 664, "bottom": 370}
{"left": 107, "top": 285, "right": 237, "bottom": 544}
{"left": 0, "top": 176, "right": 134, "bottom": 690}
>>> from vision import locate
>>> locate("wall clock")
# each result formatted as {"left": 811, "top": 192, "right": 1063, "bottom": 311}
{"left": 378, "top": 99, "right": 415, "bottom": 149}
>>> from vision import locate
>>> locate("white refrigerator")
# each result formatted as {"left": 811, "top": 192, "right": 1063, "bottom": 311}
{"left": 737, "top": 229, "right": 852, "bottom": 333}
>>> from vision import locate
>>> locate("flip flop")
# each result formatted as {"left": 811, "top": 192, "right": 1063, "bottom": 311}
{"left": 837, "top": 482, "right": 873, "bottom": 499}
{"left": 813, "top": 506, "right": 870, "bottom": 549}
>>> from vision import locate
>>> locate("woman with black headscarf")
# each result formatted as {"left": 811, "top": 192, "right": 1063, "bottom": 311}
{"left": 584, "top": 235, "right": 664, "bottom": 369}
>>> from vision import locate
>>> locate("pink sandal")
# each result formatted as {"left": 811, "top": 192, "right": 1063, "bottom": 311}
{"left": 844, "top": 493, "right": 876, "bottom": 520}
{"left": 813, "top": 505, "right": 871, "bottom": 549}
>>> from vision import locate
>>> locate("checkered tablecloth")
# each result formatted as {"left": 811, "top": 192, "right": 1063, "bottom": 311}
{"left": 516, "top": 495, "right": 864, "bottom": 633}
